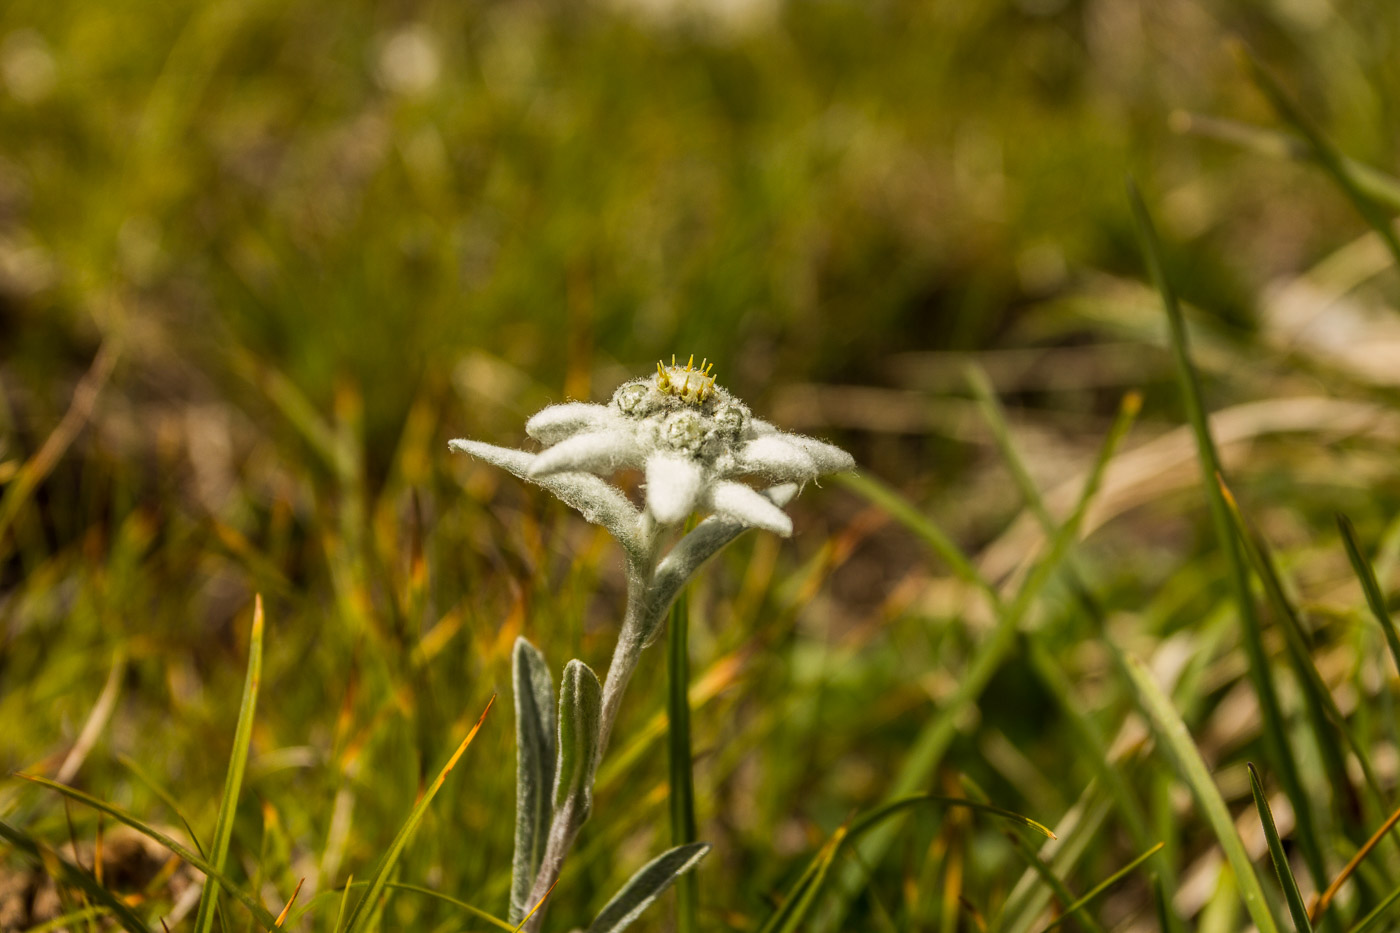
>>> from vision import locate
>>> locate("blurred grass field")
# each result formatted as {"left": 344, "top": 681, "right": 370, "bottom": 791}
{"left": 5, "top": 0, "right": 1400, "bottom": 930}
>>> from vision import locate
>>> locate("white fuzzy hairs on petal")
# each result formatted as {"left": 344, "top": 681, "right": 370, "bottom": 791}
{"left": 728, "top": 435, "right": 818, "bottom": 483}
{"left": 645, "top": 453, "right": 705, "bottom": 526}
{"left": 782, "top": 434, "right": 855, "bottom": 474}
{"left": 528, "top": 430, "right": 644, "bottom": 478}
{"left": 704, "top": 480, "right": 793, "bottom": 537}
{"left": 525, "top": 403, "right": 613, "bottom": 446}
{"left": 449, "top": 438, "right": 644, "bottom": 558}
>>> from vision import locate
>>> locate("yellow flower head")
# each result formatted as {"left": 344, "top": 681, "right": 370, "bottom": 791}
{"left": 654, "top": 354, "right": 716, "bottom": 405}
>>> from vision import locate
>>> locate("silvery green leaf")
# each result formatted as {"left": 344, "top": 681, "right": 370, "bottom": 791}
{"left": 448, "top": 439, "right": 644, "bottom": 558}
{"left": 553, "top": 659, "right": 603, "bottom": 820}
{"left": 586, "top": 843, "right": 711, "bottom": 933}
{"left": 510, "top": 638, "right": 556, "bottom": 924}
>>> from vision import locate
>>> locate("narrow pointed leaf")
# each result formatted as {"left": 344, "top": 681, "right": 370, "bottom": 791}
{"left": 1337, "top": 513, "right": 1400, "bottom": 677}
{"left": 1006, "top": 833, "right": 1105, "bottom": 933}
{"left": 1128, "top": 178, "right": 1325, "bottom": 893}
{"left": 511, "top": 638, "right": 556, "bottom": 924}
{"left": 1248, "top": 764, "right": 1313, "bottom": 933}
{"left": 1120, "top": 652, "right": 1281, "bottom": 933}
{"left": 1038, "top": 842, "right": 1166, "bottom": 933}
{"left": 193, "top": 595, "right": 264, "bottom": 933}
{"left": 1350, "top": 882, "right": 1400, "bottom": 933}
{"left": 586, "top": 842, "right": 710, "bottom": 933}
{"left": 554, "top": 660, "right": 603, "bottom": 820}
{"left": 1238, "top": 46, "right": 1400, "bottom": 269}
{"left": 343, "top": 694, "right": 496, "bottom": 932}
{"left": 1219, "top": 485, "right": 1383, "bottom": 814}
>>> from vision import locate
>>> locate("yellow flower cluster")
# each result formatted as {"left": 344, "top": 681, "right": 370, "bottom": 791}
{"left": 654, "top": 354, "right": 716, "bottom": 404}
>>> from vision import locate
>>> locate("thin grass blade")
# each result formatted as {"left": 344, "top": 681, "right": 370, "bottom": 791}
{"left": 1349, "top": 882, "right": 1400, "bottom": 933}
{"left": 586, "top": 842, "right": 710, "bottom": 933}
{"left": 1248, "top": 763, "right": 1313, "bottom": 933}
{"left": 1036, "top": 834, "right": 1164, "bottom": 930}
{"left": 0, "top": 819, "right": 151, "bottom": 933}
{"left": 1235, "top": 46, "right": 1400, "bottom": 269}
{"left": 192, "top": 594, "right": 264, "bottom": 933}
{"left": 15, "top": 775, "right": 279, "bottom": 928}
{"left": 1006, "top": 833, "right": 1105, "bottom": 933}
{"left": 1120, "top": 652, "right": 1281, "bottom": 933}
{"left": 833, "top": 471, "right": 995, "bottom": 600}
{"left": 343, "top": 694, "right": 496, "bottom": 933}
{"left": 1312, "top": 802, "right": 1400, "bottom": 924}
{"left": 115, "top": 753, "right": 207, "bottom": 859}
{"left": 1173, "top": 112, "right": 1400, "bottom": 212}
{"left": 1128, "top": 178, "right": 1325, "bottom": 892}
{"left": 1219, "top": 482, "right": 1383, "bottom": 816}
{"left": 821, "top": 391, "right": 1134, "bottom": 932}
{"left": 1337, "top": 513, "right": 1400, "bottom": 676}
{"left": 759, "top": 795, "right": 1053, "bottom": 933}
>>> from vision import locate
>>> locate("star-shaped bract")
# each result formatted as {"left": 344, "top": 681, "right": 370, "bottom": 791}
{"left": 451, "top": 358, "right": 854, "bottom": 542}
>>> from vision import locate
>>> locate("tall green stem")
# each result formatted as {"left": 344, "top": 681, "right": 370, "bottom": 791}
{"left": 668, "top": 587, "right": 699, "bottom": 933}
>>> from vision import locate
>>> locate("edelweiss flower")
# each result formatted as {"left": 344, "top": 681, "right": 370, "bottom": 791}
{"left": 449, "top": 357, "right": 853, "bottom": 542}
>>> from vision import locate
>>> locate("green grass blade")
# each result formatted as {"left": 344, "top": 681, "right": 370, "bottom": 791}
{"left": 23, "top": 905, "right": 109, "bottom": 933}
{"left": 14, "top": 775, "right": 279, "bottom": 929}
{"left": 968, "top": 366, "right": 1164, "bottom": 879}
{"left": 115, "top": 753, "right": 208, "bottom": 859}
{"left": 833, "top": 471, "right": 997, "bottom": 601}
{"left": 287, "top": 880, "right": 516, "bottom": 932}
{"left": 1000, "top": 785, "right": 1115, "bottom": 933}
{"left": 1172, "top": 111, "right": 1400, "bottom": 213}
{"left": 1219, "top": 483, "right": 1384, "bottom": 817}
{"left": 1005, "top": 833, "right": 1105, "bottom": 933}
{"left": 334, "top": 874, "right": 354, "bottom": 933}
{"left": 387, "top": 882, "right": 516, "bottom": 932}
{"left": 510, "top": 637, "right": 556, "bottom": 925}
{"left": 1349, "top": 882, "right": 1400, "bottom": 933}
{"left": 1025, "top": 639, "right": 1157, "bottom": 853}
{"left": 0, "top": 819, "right": 151, "bottom": 933}
{"left": 193, "top": 595, "right": 265, "bottom": 933}
{"left": 587, "top": 842, "right": 710, "bottom": 933}
{"left": 1039, "top": 842, "right": 1166, "bottom": 933}
{"left": 822, "top": 390, "right": 1135, "bottom": 932}
{"left": 1120, "top": 652, "right": 1281, "bottom": 933}
{"left": 845, "top": 794, "right": 1054, "bottom": 843}
{"left": 1236, "top": 47, "right": 1400, "bottom": 270}
{"left": 1153, "top": 875, "right": 1174, "bottom": 933}
{"left": 342, "top": 694, "right": 496, "bottom": 932}
{"left": 667, "top": 587, "right": 699, "bottom": 933}
{"left": 1337, "top": 513, "right": 1400, "bottom": 676}
{"left": 759, "top": 795, "right": 1054, "bottom": 933}
{"left": 1128, "top": 178, "right": 1326, "bottom": 893}
{"left": 1249, "top": 763, "right": 1313, "bottom": 933}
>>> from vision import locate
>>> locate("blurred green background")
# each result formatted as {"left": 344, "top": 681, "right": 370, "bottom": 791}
{"left": 5, "top": 0, "right": 1400, "bottom": 930}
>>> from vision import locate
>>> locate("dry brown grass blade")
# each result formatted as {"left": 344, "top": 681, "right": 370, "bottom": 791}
{"left": 274, "top": 878, "right": 305, "bottom": 927}
{"left": 1309, "top": 803, "right": 1400, "bottom": 923}
{"left": 513, "top": 877, "right": 559, "bottom": 932}
{"left": 0, "top": 340, "right": 118, "bottom": 543}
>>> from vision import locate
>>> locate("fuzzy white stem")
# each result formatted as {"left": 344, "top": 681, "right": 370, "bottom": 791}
{"left": 520, "top": 529, "right": 664, "bottom": 932}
